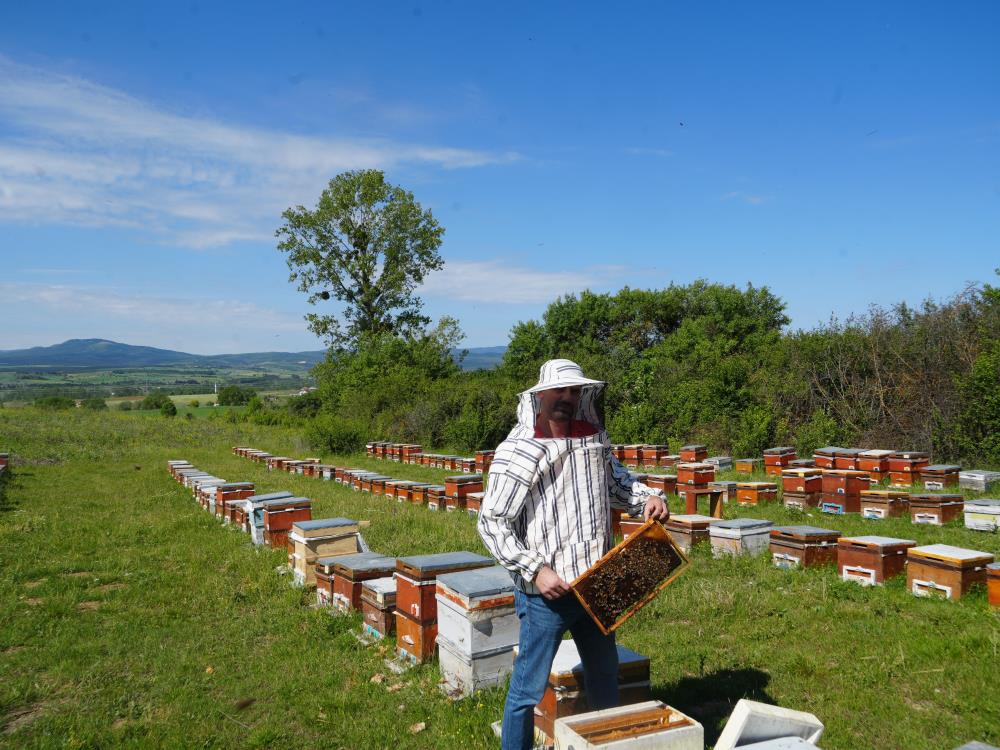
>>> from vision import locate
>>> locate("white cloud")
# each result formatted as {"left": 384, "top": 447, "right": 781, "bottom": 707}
{"left": 721, "top": 190, "right": 769, "bottom": 205}
{"left": 624, "top": 147, "right": 673, "bottom": 158}
{"left": 0, "top": 56, "right": 518, "bottom": 248}
{"left": 420, "top": 260, "right": 631, "bottom": 304}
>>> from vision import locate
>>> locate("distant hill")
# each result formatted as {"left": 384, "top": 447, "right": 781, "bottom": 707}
{"left": 0, "top": 339, "right": 505, "bottom": 371}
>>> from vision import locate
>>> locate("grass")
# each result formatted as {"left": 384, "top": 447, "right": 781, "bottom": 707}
{"left": 1, "top": 409, "right": 998, "bottom": 748}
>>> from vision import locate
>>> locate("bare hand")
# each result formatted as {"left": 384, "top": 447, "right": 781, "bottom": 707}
{"left": 534, "top": 565, "right": 571, "bottom": 600}
{"left": 643, "top": 495, "right": 669, "bottom": 522}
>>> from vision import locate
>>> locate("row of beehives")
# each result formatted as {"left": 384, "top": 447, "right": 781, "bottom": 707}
{"left": 167, "top": 458, "right": 835, "bottom": 750}
{"left": 621, "top": 514, "right": 1000, "bottom": 606}
{"left": 168, "top": 456, "right": 513, "bottom": 695}
{"left": 171, "top": 456, "right": 996, "bottom": 750}
{"left": 364, "top": 441, "right": 496, "bottom": 474}
{"left": 232, "top": 446, "right": 488, "bottom": 511}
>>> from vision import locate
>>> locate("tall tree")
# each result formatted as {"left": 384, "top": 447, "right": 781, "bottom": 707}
{"left": 276, "top": 170, "right": 445, "bottom": 349}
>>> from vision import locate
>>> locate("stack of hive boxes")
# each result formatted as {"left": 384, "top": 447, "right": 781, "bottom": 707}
{"left": 465, "top": 491, "right": 485, "bottom": 516}
{"left": 290, "top": 518, "right": 363, "bottom": 587}
{"left": 781, "top": 467, "right": 822, "bottom": 510}
{"left": 436, "top": 565, "right": 518, "bottom": 696}
{"left": 676, "top": 460, "right": 715, "bottom": 510}
{"left": 394, "top": 551, "right": 492, "bottom": 664}
{"left": 763, "top": 446, "right": 796, "bottom": 476}
{"left": 812, "top": 446, "right": 840, "bottom": 469}
{"left": 820, "top": 470, "right": 869, "bottom": 515}
{"left": 907, "top": 544, "right": 994, "bottom": 601}
{"left": 215, "top": 482, "right": 255, "bottom": 521}
{"left": 315, "top": 551, "right": 397, "bottom": 612}
{"left": 529, "top": 639, "right": 652, "bottom": 743}
{"left": 475, "top": 450, "right": 495, "bottom": 473}
{"left": 361, "top": 577, "right": 398, "bottom": 640}
{"left": 887, "top": 450, "right": 930, "bottom": 487}
{"left": 262, "top": 497, "right": 313, "bottom": 549}
{"left": 444, "top": 475, "right": 484, "bottom": 512}
{"left": 769, "top": 525, "right": 840, "bottom": 569}
{"left": 837, "top": 535, "right": 916, "bottom": 586}
{"left": 858, "top": 449, "right": 893, "bottom": 480}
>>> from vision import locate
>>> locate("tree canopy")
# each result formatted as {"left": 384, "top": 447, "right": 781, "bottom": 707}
{"left": 276, "top": 170, "right": 445, "bottom": 350}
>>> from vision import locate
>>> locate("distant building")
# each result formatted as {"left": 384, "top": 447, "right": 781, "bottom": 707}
{"left": 297, "top": 386, "right": 318, "bottom": 396}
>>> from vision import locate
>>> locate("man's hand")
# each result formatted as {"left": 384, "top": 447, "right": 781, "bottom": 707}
{"left": 534, "top": 565, "right": 571, "bottom": 600}
{"left": 643, "top": 495, "right": 669, "bottom": 522}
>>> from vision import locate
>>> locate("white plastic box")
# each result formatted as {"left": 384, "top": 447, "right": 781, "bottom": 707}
{"left": 436, "top": 637, "right": 515, "bottom": 696}
{"left": 964, "top": 499, "right": 1000, "bottom": 532}
{"left": 715, "top": 699, "right": 823, "bottom": 750}
{"left": 710, "top": 518, "right": 773, "bottom": 557}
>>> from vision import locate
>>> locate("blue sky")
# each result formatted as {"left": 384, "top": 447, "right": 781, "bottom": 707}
{"left": 1, "top": 1, "right": 997, "bottom": 353}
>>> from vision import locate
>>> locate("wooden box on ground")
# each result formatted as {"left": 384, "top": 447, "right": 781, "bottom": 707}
{"left": 623, "top": 445, "right": 643, "bottom": 467}
{"left": 553, "top": 701, "right": 703, "bottom": 750}
{"left": 528, "top": 639, "right": 652, "bottom": 742}
{"left": 769, "top": 526, "right": 840, "bottom": 569}
{"left": 215, "top": 483, "right": 255, "bottom": 520}
{"left": 821, "top": 470, "right": 870, "bottom": 496}
{"left": 858, "top": 449, "right": 893, "bottom": 477}
{"left": 837, "top": 536, "right": 916, "bottom": 586}
{"left": 571, "top": 520, "right": 688, "bottom": 635}
{"left": 910, "top": 494, "right": 964, "bottom": 526}
{"left": 782, "top": 492, "right": 820, "bottom": 511}
{"left": 395, "top": 551, "right": 493, "bottom": 623}
{"left": 964, "top": 499, "right": 1000, "bottom": 532}
{"left": 989, "top": 563, "right": 1000, "bottom": 609}
{"left": 887, "top": 451, "right": 930, "bottom": 485}
{"left": 907, "top": 544, "right": 994, "bottom": 601}
{"left": 639, "top": 445, "right": 669, "bottom": 467}
{"left": 664, "top": 514, "right": 718, "bottom": 552}
{"left": 819, "top": 493, "right": 860, "bottom": 515}
{"left": 360, "top": 576, "right": 397, "bottom": 639}
{"left": 474, "top": 450, "right": 495, "bottom": 473}
{"left": 921, "top": 464, "right": 961, "bottom": 489}
{"left": 316, "top": 552, "right": 396, "bottom": 611}
{"left": 860, "top": 490, "right": 910, "bottom": 520}
{"left": 763, "top": 447, "right": 796, "bottom": 476}
{"left": 781, "top": 468, "right": 822, "bottom": 494}
{"left": 710, "top": 519, "right": 773, "bottom": 557}
{"left": 709, "top": 480, "right": 737, "bottom": 504}
{"left": 678, "top": 444, "right": 708, "bottom": 463}
{"left": 244, "top": 492, "right": 296, "bottom": 542}
{"left": 438, "top": 639, "right": 515, "bottom": 698}
{"left": 465, "top": 491, "right": 484, "bottom": 516}
{"left": 644, "top": 474, "right": 677, "bottom": 495}
{"left": 263, "top": 498, "right": 313, "bottom": 549}
{"left": 395, "top": 609, "right": 437, "bottom": 664}
{"left": 734, "top": 458, "right": 763, "bottom": 474}
{"left": 444, "top": 474, "right": 483, "bottom": 499}
{"left": 736, "top": 482, "right": 778, "bottom": 506}
{"left": 290, "top": 518, "right": 361, "bottom": 587}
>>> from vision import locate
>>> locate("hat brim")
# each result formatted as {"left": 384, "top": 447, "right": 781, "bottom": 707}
{"left": 525, "top": 376, "right": 605, "bottom": 394}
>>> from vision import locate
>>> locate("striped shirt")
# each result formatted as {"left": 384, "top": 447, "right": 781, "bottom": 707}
{"left": 477, "top": 426, "right": 664, "bottom": 595}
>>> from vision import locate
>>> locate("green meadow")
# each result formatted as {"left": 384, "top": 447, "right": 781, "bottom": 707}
{"left": 1, "top": 409, "right": 998, "bottom": 749}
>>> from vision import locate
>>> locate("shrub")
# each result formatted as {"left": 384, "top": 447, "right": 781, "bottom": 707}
{"left": 160, "top": 401, "right": 177, "bottom": 417}
{"left": 189, "top": 399, "right": 200, "bottom": 408}
{"left": 141, "top": 392, "right": 172, "bottom": 410}
{"left": 217, "top": 386, "right": 257, "bottom": 406}
{"left": 34, "top": 396, "right": 76, "bottom": 410}
{"left": 82, "top": 397, "right": 108, "bottom": 410}
{"left": 306, "top": 414, "right": 366, "bottom": 455}
{"left": 117, "top": 401, "right": 133, "bottom": 411}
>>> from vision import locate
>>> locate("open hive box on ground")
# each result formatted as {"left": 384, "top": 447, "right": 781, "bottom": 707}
{"left": 837, "top": 535, "right": 916, "bottom": 586}
{"left": 553, "top": 700, "right": 703, "bottom": 750}
{"left": 315, "top": 552, "right": 396, "bottom": 611}
{"left": 907, "top": 544, "right": 994, "bottom": 601}
{"left": 525, "top": 639, "right": 652, "bottom": 742}
{"left": 570, "top": 519, "right": 689, "bottom": 636}
{"left": 964, "top": 499, "right": 1000, "bottom": 532}
{"left": 769, "top": 525, "right": 840, "bottom": 569}
{"left": 910, "top": 493, "right": 964, "bottom": 525}
{"left": 714, "top": 699, "right": 824, "bottom": 750}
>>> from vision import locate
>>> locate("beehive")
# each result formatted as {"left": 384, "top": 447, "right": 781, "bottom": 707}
{"left": 837, "top": 536, "right": 916, "bottom": 586}
{"left": 907, "top": 544, "right": 994, "bottom": 601}
{"left": 910, "top": 493, "right": 964, "bottom": 526}
{"left": 736, "top": 481, "right": 778, "bottom": 506}
{"left": 964, "top": 499, "right": 1000, "bottom": 532}
{"left": 781, "top": 468, "right": 822, "bottom": 494}
{"left": 360, "top": 576, "right": 397, "bottom": 639}
{"left": 553, "top": 701, "right": 703, "bottom": 750}
{"left": 833, "top": 447, "right": 863, "bottom": 470}
{"left": 858, "top": 449, "right": 893, "bottom": 477}
{"left": 782, "top": 492, "right": 820, "bottom": 511}
{"left": 920, "top": 464, "right": 961, "bottom": 489}
{"left": 735, "top": 458, "right": 763, "bottom": 474}
{"left": 709, "top": 518, "right": 773, "bottom": 557}
{"left": 988, "top": 563, "right": 1000, "bottom": 609}
{"left": 290, "top": 518, "right": 361, "bottom": 587}
{"left": 860, "top": 489, "right": 910, "bottom": 520}
{"left": 769, "top": 526, "right": 840, "bottom": 569}
{"left": 678, "top": 444, "right": 708, "bottom": 463}
{"left": 317, "top": 552, "right": 396, "bottom": 612}
{"left": 664, "top": 514, "right": 718, "bottom": 552}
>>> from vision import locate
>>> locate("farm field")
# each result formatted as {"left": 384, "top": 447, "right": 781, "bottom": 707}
{"left": 1, "top": 409, "right": 999, "bottom": 749}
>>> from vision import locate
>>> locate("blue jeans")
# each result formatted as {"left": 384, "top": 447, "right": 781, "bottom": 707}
{"left": 501, "top": 590, "right": 619, "bottom": 750}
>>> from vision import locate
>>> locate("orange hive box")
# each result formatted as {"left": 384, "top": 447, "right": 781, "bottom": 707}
{"left": 676, "top": 462, "right": 715, "bottom": 486}
{"left": 571, "top": 519, "right": 689, "bottom": 635}
{"left": 781, "top": 467, "right": 822, "bottom": 494}
{"left": 988, "top": 563, "right": 1000, "bottom": 609}
{"left": 812, "top": 446, "right": 842, "bottom": 469}
{"left": 664, "top": 514, "right": 718, "bottom": 552}
{"left": 644, "top": 474, "right": 677, "bottom": 495}
{"left": 920, "top": 464, "right": 961, "bottom": 490}
{"left": 907, "top": 544, "right": 994, "bottom": 601}
{"left": 679, "top": 444, "right": 708, "bottom": 463}
{"left": 736, "top": 481, "right": 778, "bottom": 506}
{"left": 734, "top": 458, "right": 763, "bottom": 474}
{"left": 769, "top": 525, "right": 840, "bottom": 569}
{"left": 858, "top": 449, "right": 893, "bottom": 476}
{"left": 833, "top": 448, "right": 863, "bottom": 471}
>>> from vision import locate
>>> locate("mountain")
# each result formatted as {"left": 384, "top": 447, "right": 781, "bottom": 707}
{"left": 0, "top": 339, "right": 506, "bottom": 371}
